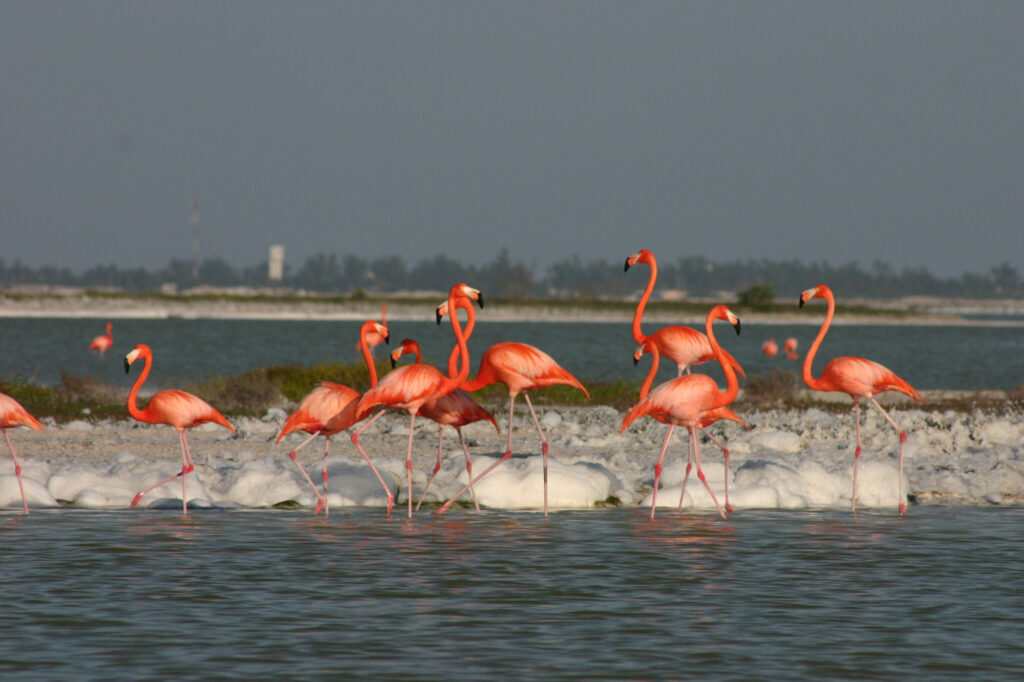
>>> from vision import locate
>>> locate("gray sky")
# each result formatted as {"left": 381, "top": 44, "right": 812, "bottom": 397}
{"left": 2, "top": 1, "right": 1022, "bottom": 278}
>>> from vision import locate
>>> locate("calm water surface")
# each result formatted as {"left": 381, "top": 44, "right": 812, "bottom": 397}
{"left": 2, "top": 507, "right": 1022, "bottom": 679}
{"left": 1, "top": 317, "right": 1022, "bottom": 390}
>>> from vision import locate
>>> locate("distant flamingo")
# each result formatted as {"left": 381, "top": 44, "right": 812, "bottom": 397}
{"left": 1, "top": 392, "right": 44, "bottom": 514}
{"left": 276, "top": 318, "right": 389, "bottom": 514}
{"left": 390, "top": 337, "right": 497, "bottom": 511}
{"left": 633, "top": 339, "right": 747, "bottom": 514}
{"left": 800, "top": 285, "right": 923, "bottom": 514}
{"left": 89, "top": 322, "right": 114, "bottom": 357}
{"left": 352, "top": 283, "right": 480, "bottom": 518}
{"left": 762, "top": 338, "right": 778, "bottom": 358}
{"left": 784, "top": 337, "right": 799, "bottom": 361}
{"left": 124, "top": 344, "right": 236, "bottom": 512}
{"left": 625, "top": 249, "right": 745, "bottom": 378}
{"left": 357, "top": 304, "right": 388, "bottom": 351}
{"left": 621, "top": 306, "right": 743, "bottom": 519}
{"left": 438, "top": 297, "right": 590, "bottom": 516}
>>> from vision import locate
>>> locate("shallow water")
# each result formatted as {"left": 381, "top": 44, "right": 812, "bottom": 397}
{"left": 2, "top": 317, "right": 1023, "bottom": 390}
{"left": 2, "top": 507, "right": 1022, "bottom": 679}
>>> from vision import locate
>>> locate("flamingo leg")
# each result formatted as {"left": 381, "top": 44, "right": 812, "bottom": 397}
{"left": 405, "top": 412, "right": 417, "bottom": 518}
{"left": 320, "top": 437, "right": 331, "bottom": 516}
{"left": 701, "top": 428, "right": 733, "bottom": 514}
{"left": 437, "top": 394, "right": 517, "bottom": 514}
{"left": 522, "top": 393, "right": 549, "bottom": 516}
{"left": 651, "top": 425, "right": 674, "bottom": 519}
{"left": 678, "top": 432, "right": 694, "bottom": 511}
{"left": 286, "top": 430, "right": 327, "bottom": 514}
{"left": 691, "top": 427, "right": 726, "bottom": 519}
{"left": 868, "top": 396, "right": 908, "bottom": 515}
{"left": 416, "top": 427, "right": 446, "bottom": 511}
{"left": 130, "top": 430, "right": 195, "bottom": 512}
{"left": 4, "top": 431, "right": 29, "bottom": 514}
{"left": 852, "top": 401, "right": 863, "bottom": 513}
{"left": 350, "top": 410, "right": 395, "bottom": 515}
{"left": 455, "top": 428, "right": 481, "bottom": 512}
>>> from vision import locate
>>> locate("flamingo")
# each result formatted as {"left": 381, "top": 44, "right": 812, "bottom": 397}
{"left": 276, "top": 317, "right": 389, "bottom": 514}
{"left": 625, "top": 249, "right": 744, "bottom": 378}
{"left": 620, "top": 305, "right": 743, "bottom": 520}
{"left": 89, "top": 322, "right": 114, "bottom": 357}
{"left": 390, "top": 337, "right": 497, "bottom": 511}
{"left": 762, "top": 338, "right": 778, "bottom": 358}
{"left": 633, "top": 340, "right": 748, "bottom": 514}
{"left": 799, "top": 285, "right": 923, "bottom": 514}
{"left": 1, "top": 392, "right": 44, "bottom": 514}
{"left": 352, "top": 283, "right": 480, "bottom": 518}
{"left": 124, "top": 343, "right": 236, "bottom": 512}
{"left": 438, "top": 297, "right": 590, "bottom": 516}
{"left": 784, "top": 337, "right": 799, "bottom": 361}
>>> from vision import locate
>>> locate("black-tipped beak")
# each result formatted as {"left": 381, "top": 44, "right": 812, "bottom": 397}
{"left": 436, "top": 308, "right": 443, "bottom": 325}
{"left": 623, "top": 257, "right": 631, "bottom": 272}
{"left": 123, "top": 358, "right": 131, "bottom": 374}
{"left": 383, "top": 331, "right": 389, "bottom": 345}
{"left": 390, "top": 356, "right": 398, "bottom": 368}
{"left": 733, "top": 320, "right": 742, "bottom": 336}
{"left": 633, "top": 355, "right": 640, "bottom": 366}
{"left": 477, "top": 294, "right": 484, "bottom": 309}
{"left": 798, "top": 296, "right": 805, "bottom": 309}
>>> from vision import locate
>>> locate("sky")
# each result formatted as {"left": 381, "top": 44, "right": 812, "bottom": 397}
{"left": 1, "top": 1, "right": 1022, "bottom": 279}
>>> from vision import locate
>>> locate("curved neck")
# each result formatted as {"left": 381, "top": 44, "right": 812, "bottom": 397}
{"left": 631, "top": 257, "right": 657, "bottom": 345}
{"left": 446, "top": 298, "right": 476, "bottom": 378}
{"left": 359, "top": 326, "right": 381, "bottom": 387}
{"left": 639, "top": 345, "right": 660, "bottom": 399}
{"left": 802, "top": 290, "right": 834, "bottom": 391}
{"left": 127, "top": 353, "right": 151, "bottom": 422}
{"left": 707, "top": 313, "right": 739, "bottom": 408}
{"left": 440, "top": 289, "right": 471, "bottom": 395}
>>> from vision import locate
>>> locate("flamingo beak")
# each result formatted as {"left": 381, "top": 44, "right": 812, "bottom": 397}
{"left": 123, "top": 357, "right": 131, "bottom": 374}
{"left": 623, "top": 256, "right": 632, "bottom": 272}
{"left": 733, "top": 319, "right": 741, "bottom": 335}
{"left": 477, "top": 293, "right": 484, "bottom": 309}
{"left": 390, "top": 355, "right": 398, "bottom": 368}
{"left": 436, "top": 308, "right": 444, "bottom": 325}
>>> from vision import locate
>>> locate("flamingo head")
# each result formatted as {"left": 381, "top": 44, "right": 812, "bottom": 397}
{"left": 361, "top": 320, "right": 390, "bottom": 349}
{"left": 390, "top": 339, "right": 419, "bottom": 368}
{"left": 632, "top": 344, "right": 647, "bottom": 366}
{"left": 799, "top": 284, "right": 832, "bottom": 308}
{"left": 106, "top": 322, "right": 113, "bottom": 333}
{"left": 624, "top": 249, "right": 653, "bottom": 272}
{"left": 708, "top": 305, "right": 741, "bottom": 335}
{"left": 436, "top": 285, "right": 484, "bottom": 324}
{"left": 123, "top": 344, "right": 150, "bottom": 374}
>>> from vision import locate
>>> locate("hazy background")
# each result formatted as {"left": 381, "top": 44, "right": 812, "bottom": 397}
{"left": 2, "top": 1, "right": 1022, "bottom": 278}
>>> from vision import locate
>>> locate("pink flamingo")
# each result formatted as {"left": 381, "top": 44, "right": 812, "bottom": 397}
{"left": 800, "top": 285, "right": 923, "bottom": 514}
{"left": 633, "top": 339, "right": 747, "bottom": 514}
{"left": 390, "top": 338, "right": 497, "bottom": 511}
{"left": 89, "top": 322, "right": 114, "bottom": 357}
{"left": 352, "top": 283, "right": 479, "bottom": 518}
{"left": 625, "top": 249, "right": 744, "bottom": 377}
{"left": 620, "top": 305, "right": 743, "bottom": 520}
{"left": 438, "top": 296, "right": 590, "bottom": 516}
{"left": 784, "top": 337, "right": 799, "bottom": 361}
{"left": 276, "top": 317, "right": 389, "bottom": 514}
{"left": 1, "top": 392, "right": 44, "bottom": 514}
{"left": 762, "top": 338, "right": 778, "bottom": 358}
{"left": 124, "top": 344, "right": 236, "bottom": 512}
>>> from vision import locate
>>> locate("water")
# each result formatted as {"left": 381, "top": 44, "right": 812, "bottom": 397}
{"left": 2, "top": 507, "right": 1021, "bottom": 679}
{"left": 2, "top": 317, "right": 1023, "bottom": 391}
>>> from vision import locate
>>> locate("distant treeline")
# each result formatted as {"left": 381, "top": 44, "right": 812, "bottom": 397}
{"left": 2, "top": 250, "right": 1022, "bottom": 299}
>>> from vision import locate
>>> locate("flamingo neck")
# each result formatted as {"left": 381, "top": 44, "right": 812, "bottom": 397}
{"left": 440, "top": 289, "right": 471, "bottom": 395}
{"left": 127, "top": 353, "right": 152, "bottom": 423}
{"left": 447, "top": 299, "right": 476, "bottom": 378}
{"left": 631, "top": 257, "right": 657, "bottom": 345}
{"left": 639, "top": 345, "right": 660, "bottom": 399}
{"left": 706, "top": 313, "right": 739, "bottom": 408}
{"left": 802, "top": 290, "right": 834, "bottom": 392}
{"left": 359, "top": 327, "right": 380, "bottom": 387}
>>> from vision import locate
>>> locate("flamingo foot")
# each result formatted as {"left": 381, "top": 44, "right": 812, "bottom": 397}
{"left": 385, "top": 493, "right": 394, "bottom": 516}
{"left": 314, "top": 497, "right": 326, "bottom": 515}
{"left": 726, "top": 502, "right": 735, "bottom": 514}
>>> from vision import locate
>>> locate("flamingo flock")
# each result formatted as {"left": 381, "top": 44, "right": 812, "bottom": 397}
{"left": 1, "top": 257, "right": 923, "bottom": 517}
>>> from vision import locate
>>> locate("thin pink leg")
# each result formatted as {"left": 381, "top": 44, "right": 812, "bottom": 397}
{"left": 702, "top": 428, "right": 733, "bottom": 514}
{"left": 691, "top": 427, "right": 726, "bottom": 519}
{"left": 522, "top": 393, "right": 549, "bottom": 516}
{"left": 651, "top": 425, "right": 674, "bottom": 519}
{"left": 350, "top": 410, "right": 395, "bottom": 515}
{"left": 852, "top": 401, "right": 862, "bottom": 513}
{"left": 320, "top": 437, "right": 331, "bottom": 515}
{"left": 455, "top": 428, "right": 481, "bottom": 512}
{"left": 868, "top": 396, "right": 908, "bottom": 515}
{"left": 437, "top": 394, "right": 516, "bottom": 514}
{"left": 285, "top": 430, "right": 327, "bottom": 514}
{"left": 416, "top": 428, "right": 446, "bottom": 511}
{"left": 677, "top": 434, "right": 694, "bottom": 511}
{"left": 130, "top": 429, "right": 195, "bottom": 512}
{"left": 405, "top": 413, "right": 416, "bottom": 519}
{"left": 4, "top": 431, "right": 29, "bottom": 514}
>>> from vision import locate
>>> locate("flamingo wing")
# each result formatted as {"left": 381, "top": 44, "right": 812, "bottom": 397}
{"left": 650, "top": 326, "right": 746, "bottom": 378}
{"left": 357, "top": 364, "right": 447, "bottom": 418}
{"left": 142, "top": 390, "right": 236, "bottom": 433}
{"left": 820, "top": 356, "right": 923, "bottom": 403}
{"left": 277, "top": 382, "right": 360, "bottom": 441}
{"left": 620, "top": 374, "right": 718, "bottom": 431}
{"left": 0, "top": 393, "right": 44, "bottom": 431}
{"left": 467, "top": 342, "right": 589, "bottom": 397}
{"left": 421, "top": 389, "right": 498, "bottom": 429}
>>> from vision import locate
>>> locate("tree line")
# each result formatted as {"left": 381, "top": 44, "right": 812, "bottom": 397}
{"left": 1, "top": 250, "right": 1021, "bottom": 299}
